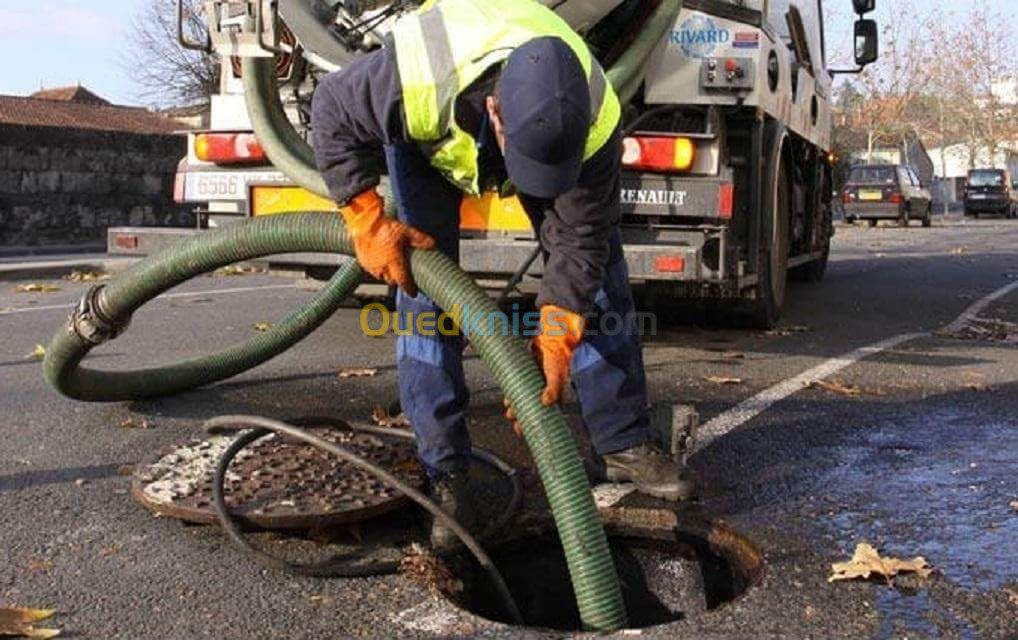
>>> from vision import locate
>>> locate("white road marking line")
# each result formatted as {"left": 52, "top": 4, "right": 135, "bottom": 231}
{"left": 0, "top": 284, "right": 296, "bottom": 316}
{"left": 695, "top": 279, "right": 1018, "bottom": 451}
{"left": 695, "top": 333, "right": 924, "bottom": 449}
{"left": 942, "top": 280, "right": 1018, "bottom": 334}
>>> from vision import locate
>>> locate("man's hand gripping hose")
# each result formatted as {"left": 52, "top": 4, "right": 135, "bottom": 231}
{"left": 341, "top": 189, "right": 436, "bottom": 297}
{"left": 505, "top": 305, "right": 585, "bottom": 435}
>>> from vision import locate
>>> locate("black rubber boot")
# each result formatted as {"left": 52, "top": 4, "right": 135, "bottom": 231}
{"left": 428, "top": 460, "right": 478, "bottom": 552}
{"left": 601, "top": 443, "right": 698, "bottom": 502}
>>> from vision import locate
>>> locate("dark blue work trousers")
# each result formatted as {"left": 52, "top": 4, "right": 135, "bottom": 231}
{"left": 385, "top": 142, "right": 652, "bottom": 476}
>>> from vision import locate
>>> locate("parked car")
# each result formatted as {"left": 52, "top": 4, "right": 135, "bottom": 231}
{"left": 963, "top": 169, "right": 1017, "bottom": 219}
{"left": 841, "top": 164, "right": 932, "bottom": 227}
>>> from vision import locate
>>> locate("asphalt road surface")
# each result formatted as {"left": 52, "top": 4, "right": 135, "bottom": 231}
{"left": 1, "top": 215, "right": 1016, "bottom": 639}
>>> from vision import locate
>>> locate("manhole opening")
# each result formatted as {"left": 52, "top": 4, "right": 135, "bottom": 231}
{"left": 449, "top": 533, "right": 755, "bottom": 631}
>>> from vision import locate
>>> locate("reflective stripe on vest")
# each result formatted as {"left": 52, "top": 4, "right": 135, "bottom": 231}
{"left": 393, "top": 0, "right": 620, "bottom": 195}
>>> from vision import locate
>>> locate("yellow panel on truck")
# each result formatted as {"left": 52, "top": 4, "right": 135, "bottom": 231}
{"left": 251, "top": 185, "right": 532, "bottom": 233}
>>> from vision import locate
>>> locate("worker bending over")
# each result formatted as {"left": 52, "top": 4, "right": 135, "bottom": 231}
{"left": 312, "top": 0, "right": 694, "bottom": 548}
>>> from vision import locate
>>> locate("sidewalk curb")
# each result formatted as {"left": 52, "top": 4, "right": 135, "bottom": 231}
{"left": 0, "top": 257, "right": 139, "bottom": 281}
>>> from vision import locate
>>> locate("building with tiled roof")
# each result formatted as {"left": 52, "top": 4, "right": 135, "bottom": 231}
{"left": 0, "top": 88, "right": 180, "bottom": 136}
{"left": 0, "top": 87, "right": 191, "bottom": 248}
{"left": 30, "top": 85, "right": 111, "bottom": 106}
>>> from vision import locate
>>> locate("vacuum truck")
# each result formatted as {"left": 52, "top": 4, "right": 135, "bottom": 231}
{"left": 109, "top": 0, "right": 879, "bottom": 327}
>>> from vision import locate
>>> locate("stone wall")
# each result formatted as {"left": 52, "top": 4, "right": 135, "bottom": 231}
{"left": 0, "top": 124, "right": 193, "bottom": 247}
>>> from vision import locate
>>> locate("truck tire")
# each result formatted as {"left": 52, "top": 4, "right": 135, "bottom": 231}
{"left": 869, "top": 219, "right": 878, "bottom": 228}
{"left": 898, "top": 206, "right": 909, "bottom": 227}
{"left": 744, "top": 124, "right": 790, "bottom": 329}
{"left": 922, "top": 204, "right": 932, "bottom": 227}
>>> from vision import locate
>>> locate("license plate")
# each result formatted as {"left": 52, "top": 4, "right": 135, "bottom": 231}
{"left": 970, "top": 193, "right": 987, "bottom": 199}
{"left": 859, "top": 190, "right": 882, "bottom": 201}
{"left": 183, "top": 171, "right": 288, "bottom": 202}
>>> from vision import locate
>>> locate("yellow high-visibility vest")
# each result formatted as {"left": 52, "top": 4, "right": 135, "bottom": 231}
{"left": 392, "top": 0, "right": 620, "bottom": 195}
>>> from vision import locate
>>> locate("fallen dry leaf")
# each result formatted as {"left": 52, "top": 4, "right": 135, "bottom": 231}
{"left": 252, "top": 322, "right": 273, "bottom": 332}
{"left": 0, "top": 606, "right": 60, "bottom": 638}
{"left": 217, "top": 265, "right": 261, "bottom": 276}
{"left": 399, "top": 544, "right": 463, "bottom": 596}
{"left": 950, "top": 246, "right": 966, "bottom": 256}
{"left": 766, "top": 325, "right": 811, "bottom": 336}
{"left": 704, "top": 375, "right": 743, "bottom": 385}
{"left": 13, "top": 283, "right": 60, "bottom": 294}
{"left": 829, "top": 542, "right": 932, "bottom": 585}
{"left": 25, "top": 345, "right": 46, "bottom": 361}
{"left": 63, "top": 271, "right": 106, "bottom": 283}
{"left": 1009, "top": 500, "right": 1018, "bottom": 512}
{"left": 371, "top": 405, "right": 411, "bottom": 429}
{"left": 1006, "top": 587, "right": 1018, "bottom": 607}
{"left": 118, "top": 418, "right": 150, "bottom": 429}
{"left": 805, "top": 378, "right": 863, "bottom": 397}
{"left": 338, "top": 367, "right": 378, "bottom": 379}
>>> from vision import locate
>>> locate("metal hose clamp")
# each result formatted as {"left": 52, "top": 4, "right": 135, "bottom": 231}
{"left": 68, "top": 284, "right": 131, "bottom": 346}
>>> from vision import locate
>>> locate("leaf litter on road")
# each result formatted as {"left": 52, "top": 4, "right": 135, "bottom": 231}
{"left": 704, "top": 375, "right": 743, "bottom": 385}
{"left": 217, "top": 265, "right": 262, "bottom": 276}
{"left": 252, "top": 322, "right": 273, "bottom": 332}
{"left": 118, "top": 418, "right": 150, "bottom": 429}
{"left": 13, "top": 283, "right": 60, "bottom": 294}
{"left": 63, "top": 271, "right": 107, "bottom": 283}
{"left": 0, "top": 606, "right": 60, "bottom": 638}
{"left": 371, "top": 405, "right": 411, "bottom": 429}
{"left": 338, "top": 367, "right": 378, "bottom": 379}
{"left": 399, "top": 544, "right": 463, "bottom": 596}
{"left": 829, "top": 543, "right": 932, "bottom": 585}
{"left": 805, "top": 378, "right": 863, "bottom": 397}
{"left": 765, "top": 324, "right": 811, "bottom": 336}
{"left": 25, "top": 345, "right": 46, "bottom": 361}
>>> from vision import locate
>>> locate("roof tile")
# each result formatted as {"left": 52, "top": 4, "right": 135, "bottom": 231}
{"left": 0, "top": 94, "right": 181, "bottom": 135}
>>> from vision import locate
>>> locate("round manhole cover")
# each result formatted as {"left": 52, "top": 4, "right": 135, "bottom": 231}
{"left": 132, "top": 422, "right": 426, "bottom": 529}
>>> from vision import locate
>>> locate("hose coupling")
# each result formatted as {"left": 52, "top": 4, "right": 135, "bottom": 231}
{"left": 68, "top": 284, "right": 131, "bottom": 345}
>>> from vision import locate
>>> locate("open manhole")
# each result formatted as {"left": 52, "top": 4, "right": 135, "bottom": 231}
{"left": 446, "top": 498, "right": 763, "bottom": 631}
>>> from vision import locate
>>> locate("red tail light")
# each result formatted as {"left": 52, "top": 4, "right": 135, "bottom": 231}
{"left": 194, "top": 133, "right": 266, "bottom": 165}
{"left": 622, "top": 136, "right": 696, "bottom": 173}
{"left": 654, "top": 256, "right": 686, "bottom": 273}
{"left": 718, "top": 183, "right": 734, "bottom": 219}
{"left": 888, "top": 192, "right": 903, "bottom": 204}
{"left": 842, "top": 191, "right": 855, "bottom": 204}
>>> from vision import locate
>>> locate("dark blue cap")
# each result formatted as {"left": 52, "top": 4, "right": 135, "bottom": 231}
{"left": 497, "top": 37, "right": 591, "bottom": 199}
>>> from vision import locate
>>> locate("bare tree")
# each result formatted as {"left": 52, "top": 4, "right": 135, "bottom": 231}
{"left": 122, "top": 0, "right": 219, "bottom": 107}
{"left": 846, "top": 12, "right": 934, "bottom": 161}
{"left": 929, "top": 2, "right": 1018, "bottom": 168}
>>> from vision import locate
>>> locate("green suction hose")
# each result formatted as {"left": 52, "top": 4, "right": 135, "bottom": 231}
{"left": 44, "top": 1, "right": 683, "bottom": 630}
{"left": 43, "top": 215, "right": 362, "bottom": 401}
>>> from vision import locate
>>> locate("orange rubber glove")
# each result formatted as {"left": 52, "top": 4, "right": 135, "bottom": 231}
{"left": 504, "top": 304, "right": 586, "bottom": 435}
{"left": 341, "top": 189, "right": 436, "bottom": 297}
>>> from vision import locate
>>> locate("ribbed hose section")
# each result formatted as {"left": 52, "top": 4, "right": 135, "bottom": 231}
{"left": 242, "top": 57, "right": 329, "bottom": 198}
{"left": 44, "top": 215, "right": 360, "bottom": 401}
{"left": 405, "top": 245, "right": 626, "bottom": 631}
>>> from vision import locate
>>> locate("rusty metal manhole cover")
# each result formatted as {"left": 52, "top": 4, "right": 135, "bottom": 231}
{"left": 132, "top": 423, "right": 426, "bottom": 529}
